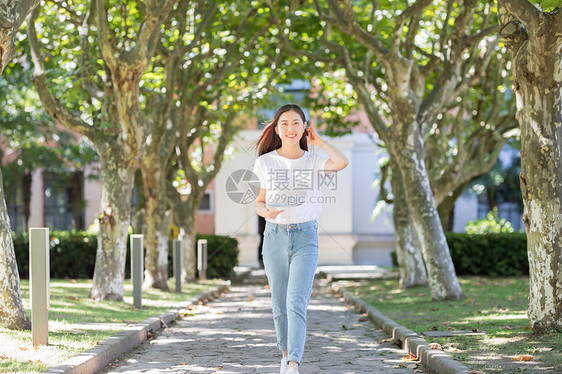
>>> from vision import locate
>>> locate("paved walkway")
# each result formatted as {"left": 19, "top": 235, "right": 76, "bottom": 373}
{"left": 103, "top": 283, "right": 426, "bottom": 374}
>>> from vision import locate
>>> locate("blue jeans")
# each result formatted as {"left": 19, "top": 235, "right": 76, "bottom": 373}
{"left": 263, "top": 220, "right": 319, "bottom": 365}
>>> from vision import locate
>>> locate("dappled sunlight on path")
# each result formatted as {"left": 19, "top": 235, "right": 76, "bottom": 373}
{"left": 103, "top": 284, "right": 426, "bottom": 373}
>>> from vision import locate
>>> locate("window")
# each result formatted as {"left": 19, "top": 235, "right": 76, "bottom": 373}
{"left": 198, "top": 191, "right": 213, "bottom": 214}
{"left": 43, "top": 173, "right": 80, "bottom": 231}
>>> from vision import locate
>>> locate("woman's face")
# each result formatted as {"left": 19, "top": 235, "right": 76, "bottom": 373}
{"left": 275, "top": 110, "right": 306, "bottom": 146}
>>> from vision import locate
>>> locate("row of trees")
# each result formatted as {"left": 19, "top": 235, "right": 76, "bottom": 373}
{"left": 0, "top": 0, "right": 560, "bottom": 333}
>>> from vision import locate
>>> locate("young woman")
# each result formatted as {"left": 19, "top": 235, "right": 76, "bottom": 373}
{"left": 252, "top": 104, "right": 348, "bottom": 374}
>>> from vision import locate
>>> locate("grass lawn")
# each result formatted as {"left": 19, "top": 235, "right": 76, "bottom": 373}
{"left": 349, "top": 276, "right": 562, "bottom": 374}
{"left": 0, "top": 278, "right": 222, "bottom": 373}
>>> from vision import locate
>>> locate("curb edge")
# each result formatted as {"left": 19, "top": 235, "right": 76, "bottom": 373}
{"left": 331, "top": 283, "right": 471, "bottom": 374}
{"left": 43, "top": 282, "right": 230, "bottom": 374}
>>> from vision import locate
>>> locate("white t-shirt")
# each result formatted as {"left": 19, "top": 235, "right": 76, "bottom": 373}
{"left": 252, "top": 149, "right": 330, "bottom": 224}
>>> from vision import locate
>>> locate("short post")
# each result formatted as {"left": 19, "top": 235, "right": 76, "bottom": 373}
{"left": 130, "top": 234, "right": 143, "bottom": 309}
{"left": 197, "top": 239, "right": 207, "bottom": 281}
{"left": 29, "top": 227, "right": 49, "bottom": 346}
{"left": 173, "top": 239, "right": 182, "bottom": 293}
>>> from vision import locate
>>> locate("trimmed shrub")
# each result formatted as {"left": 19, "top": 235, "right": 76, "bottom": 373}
{"left": 391, "top": 232, "right": 528, "bottom": 276}
{"left": 446, "top": 232, "right": 528, "bottom": 276}
{"left": 195, "top": 234, "right": 239, "bottom": 279}
{"left": 14, "top": 231, "right": 239, "bottom": 280}
{"left": 14, "top": 230, "right": 97, "bottom": 279}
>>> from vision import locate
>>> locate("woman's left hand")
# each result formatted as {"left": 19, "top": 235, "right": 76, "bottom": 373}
{"left": 306, "top": 127, "right": 324, "bottom": 147}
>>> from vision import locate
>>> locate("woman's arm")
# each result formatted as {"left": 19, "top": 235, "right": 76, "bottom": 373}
{"left": 255, "top": 187, "right": 284, "bottom": 219}
{"left": 306, "top": 128, "right": 349, "bottom": 172}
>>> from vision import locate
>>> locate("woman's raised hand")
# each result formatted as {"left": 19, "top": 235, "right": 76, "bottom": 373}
{"left": 306, "top": 127, "right": 324, "bottom": 147}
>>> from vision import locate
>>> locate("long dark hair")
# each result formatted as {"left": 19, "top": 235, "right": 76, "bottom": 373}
{"left": 256, "top": 104, "right": 308, "bottom": 156}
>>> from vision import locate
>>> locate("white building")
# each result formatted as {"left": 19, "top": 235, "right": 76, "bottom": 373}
{"left": 214, "top": 129, "right": 480, "bottom": 268}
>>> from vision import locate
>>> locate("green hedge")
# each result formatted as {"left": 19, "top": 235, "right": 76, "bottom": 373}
{"left": 14, "top": 231, "right": 239, "bottom": 280}
{"left": 391, "top": 232, "right": 528, "bottom": 276}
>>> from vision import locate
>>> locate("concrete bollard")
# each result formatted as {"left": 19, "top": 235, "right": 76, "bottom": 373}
{"left": 130, "top": 234, "right": 143, "bottom": 309}
{"left": 29, "top": 227, "right": 49, "bottom": 346}
{"left": 173, "top": 239, "right": 182, "bottom": 293}
{"left": 197, "top": 239, "right": 207, "bottom": 281}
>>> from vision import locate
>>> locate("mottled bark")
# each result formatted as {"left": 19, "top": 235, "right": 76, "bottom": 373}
{"left": 498, "top": 0, "right": 562, "bottom": 332}
{"left": 141, "top": 162, "right": 170, "bottom": 290}
{"left": 0, "top": 167, "right": 31, "bottom": 329}
{"left": 390, "top": 161, "right": 427, "bottom": 288}
{"left": 389, "top": 125, "right": 465, "bottom": 300}
{"left": 89, "top": 146, "right": 135, "bottom": 301}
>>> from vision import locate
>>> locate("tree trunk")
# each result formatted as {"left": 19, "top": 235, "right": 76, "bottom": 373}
{"left": 519, "top": 98, "right": 562, "bottom": 332}
{"left": 390, "top": 125, "right": 465, "bottom": 301}
{"left": 437, "top": 182, "right": 469, "bottom": 232}
{"left": 390, "top": 162, "right": 427, "bottom": 288}
{"left": 0, "top": 167, "right": 31, "bottom": 330}
{"left": 176, "top": 199, "right": 198, "bottom": 282}
{"left": 89, "top": 150, "right": 135, "bottom": 301}
{"left": 498, "top": 0, "right": 562, "bottom": 332}
{"left": 141, "top": 162, "right": 169, "bottom": 290}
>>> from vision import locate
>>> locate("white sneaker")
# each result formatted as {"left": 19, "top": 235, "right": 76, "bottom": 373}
{"left": 286, "top": 364, "right": 299, "bottom": 374}
{"left": 280, "top": 357, "right": 288, "bottom": 374}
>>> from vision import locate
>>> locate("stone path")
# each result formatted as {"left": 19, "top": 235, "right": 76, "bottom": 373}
{"left": 103, "top": 284, "right": 427, "bottom": 374}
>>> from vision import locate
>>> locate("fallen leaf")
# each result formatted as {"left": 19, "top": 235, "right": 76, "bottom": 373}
{"left": 264, "top": 285, "right": 269, "bottom": 289}
{"left": 446, "top": 347, "right": 461, "bottom": 352}
{"left": 499, "top": 308, "right": 510, "bottom": 313}
{"left": 180, "top": 362, "right": 186, "bottom": 365}
{"left": 402, "top": 354, "right": 418, "bottom": 361}
{"left": 430, "top": 308, "right": 439, "bottom": 311}
{"left": 18, "top": 347, "right": 27, "bottom": 351}
{"left": 446, "top": 326, "right": 455, "bottom": 331}
{"left": 523, "top": 326, "right": 532, "bottom": 330}
{"left": 513, "top": 355, "right": 534, "bottom": 361}
{"left": 428, "top": 343, "right": 443, "bottom": 350}
{"left": 477, "top": 321, "right": 485, "bottom": 325}
{"left": 247, "top": 296, "right": 252, "bottom": 302}
{"left": 503, "top": 325, "right": 512, "bottom": 330}
{"left": 216, "top": 366, "right": 224, "bottom": 370}
{"left": 465, "top": 298, "right": 475, "bottom": 304}
{"left": 358, "top": 317, "right": 368, "bottom": 322}
{"left": 444, "top": 343, "right": 460, "bottom": 349}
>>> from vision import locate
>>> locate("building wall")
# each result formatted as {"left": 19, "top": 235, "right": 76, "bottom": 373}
{"left": 214, "top": 129, "right": 484, "bottom": 268}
